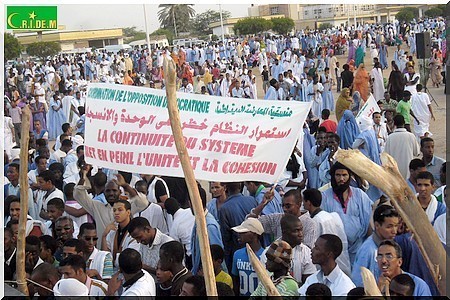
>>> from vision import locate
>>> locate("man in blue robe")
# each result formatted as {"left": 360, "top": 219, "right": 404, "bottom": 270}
{"left": 270, "top": 59, "right": 284, "bottom": 82}
{"left": 307, "top": 130, "right": 328, "bottom": 189}
{"left": 244, "top": 181, "right": 283, "bottom": 216}
{"left": 264, "top": 78, "right": 280, "bottom": 101}
{"left": 321, "top": 162, "right": 373, "bottom": 264}
{"left": 376, "top": 240, "right": 432, "bottom": 296}
{"left": 352, "top": 116, "right": 383, "bottom": 201}
{"left": 190, "top": 186, "right": 223, "bottom": 275}
{"left": 352, "top": 205, "right": 400, "bottom": 287}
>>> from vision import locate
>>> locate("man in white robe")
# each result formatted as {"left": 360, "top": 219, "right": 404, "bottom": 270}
{"left": 411, "top": 84, "right": 435, "bottom": 139}
{"left": 384, "top": 114, "right": 420, "bottom": 179}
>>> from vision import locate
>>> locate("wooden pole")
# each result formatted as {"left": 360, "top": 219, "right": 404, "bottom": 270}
{"left": 335, "top": 149, "right": 446, "bottom": 295}
{"left": 360, "top": 267, "right": 382, "bottom": 296}
{"left": 16, "top": 105, "right": 31, "bottom": 296}
{"left": 163, "top": 57, "right": 217, "bottom": 296}
{"left": 246, "top": 244, "right": 281, "bottom": 296}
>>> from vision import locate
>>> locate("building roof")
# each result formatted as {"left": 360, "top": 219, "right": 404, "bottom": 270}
{"left": 14, "top": 28, "right": 124, "bottom": 45}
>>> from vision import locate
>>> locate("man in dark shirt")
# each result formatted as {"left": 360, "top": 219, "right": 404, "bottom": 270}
{"left": 159, "top": 241, "right": 192, "bottom": 296}
{"left": 261, "top": 65, "right": 270, "bottom": 93}
{"left": 218, "top": 182, "right": 258, "bottom": 272}
{"left": 341, "top": 63, "right": 354, "bottom": 91}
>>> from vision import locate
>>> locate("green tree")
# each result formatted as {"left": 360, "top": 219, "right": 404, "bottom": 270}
{"left": 4, "top": 33, "right": 22, "bottom": 61}
{"left": 270, "top": 17, "right": 295, "bottom": 35}
{"left": 150, "top": 28, "right": 175, "bottom": 45}
{"left": 123, "top": 26, "right": 147, "bottom": 43}
{"left": 233, "top": 17, "right": 272, "bottom": 36}
{"left": 158, "top": 4, "right": 196, "bottom": 36}
{"left": 319, "top": 22, "right": 333, "bottom": 31}
{"left": 424, "top": 7, "right": 443, "bottom": 18}
{"left": 436, "top": 4, "right": 447, "bottom": 14}
{"left": 395, "top": 7, "right": 419, "bottom": 23}
{"left": 191, "top": 9, "right": 231, "bottom": 36}
{"left": 26, "top": 41, "right": 61, "bottom": 62}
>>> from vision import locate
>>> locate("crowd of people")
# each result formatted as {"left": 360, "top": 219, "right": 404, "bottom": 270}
{"left": 3, "top": 16, "right": 447, "bottom": 297}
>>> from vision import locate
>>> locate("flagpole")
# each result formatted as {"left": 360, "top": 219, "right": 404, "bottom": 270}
{"left": 143, "top": 4, "right": 151, "bottom": 51}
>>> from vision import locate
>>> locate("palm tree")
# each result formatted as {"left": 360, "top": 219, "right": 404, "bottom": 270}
{"left": 158, "top": 4, "right": 196, "bottom": 37}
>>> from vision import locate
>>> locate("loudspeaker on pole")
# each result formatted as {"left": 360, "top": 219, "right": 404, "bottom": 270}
{"left": 415, "top": 32, "right": 431, "bottom": 59}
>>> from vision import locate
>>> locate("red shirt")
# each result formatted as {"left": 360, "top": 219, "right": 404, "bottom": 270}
{"left": 320, "top": 119, "right": 337, "bottom": 133}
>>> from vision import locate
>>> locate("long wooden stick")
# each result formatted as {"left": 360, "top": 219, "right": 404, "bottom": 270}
{"left": 246, "top": 244, "right": 281, "bottom": 296}
{"left": 163, "top": 57, "right": 217, "bottom": 296}
{"left": 360, "top": 267, "right": 382, "bottom": 296}
{"left": 17, "top": 105, "right": 31, "bottom": 296}
{"left": 335, "top": 149, "right": 446, "bottom": 295}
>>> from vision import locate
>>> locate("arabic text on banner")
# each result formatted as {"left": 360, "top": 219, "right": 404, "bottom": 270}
{"left": 84, "top": 83, "right": 312, "bottom": 183}
{"left": 356, "top": 93, "right": 381, "bottom": 120}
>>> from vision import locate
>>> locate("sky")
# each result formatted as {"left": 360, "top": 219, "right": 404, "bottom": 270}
{"left": 57, "top": 4, "right": 251, "bottom": 33}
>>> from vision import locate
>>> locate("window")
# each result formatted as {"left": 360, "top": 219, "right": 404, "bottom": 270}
{"left": 270, "top": 6, "right": 279, "bottom": 15}
{"left": 305, "top": 11, "right": 309, "bottom": 16}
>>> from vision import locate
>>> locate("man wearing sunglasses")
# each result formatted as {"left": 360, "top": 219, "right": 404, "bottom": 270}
{"left": 376, "top": 240, "right": 431, "bottom": 296}
{"left": 78, "top": 222, "right": 114, "bottom": 282}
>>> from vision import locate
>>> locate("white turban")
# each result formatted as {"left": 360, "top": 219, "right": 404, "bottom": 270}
{"left": 358, "top": 115, "right": 373, "bottom": 132}
{"left": 53, "top": 278, "right": 89, "bottom": 296}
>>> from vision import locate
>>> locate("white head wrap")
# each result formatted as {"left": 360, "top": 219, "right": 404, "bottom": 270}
{"left": 53, "top": 278, "right": 89, "bottom": 296}
{"left": 358, "top": 115, "right": 373, "bottom": 132}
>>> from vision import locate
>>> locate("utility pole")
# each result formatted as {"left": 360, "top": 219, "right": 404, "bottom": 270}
{"left": 143, "top": 4, "right": 151, "bottom": 51}
{"left": 173, "top": 8, "right": 178, "bottom": 38}
{"left": 219, "top": 4, "right": 225, "bottom": 42}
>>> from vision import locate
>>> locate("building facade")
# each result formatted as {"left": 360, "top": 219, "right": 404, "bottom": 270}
{"left": 13, "top": 28, "right": 124, "bottom": 52}
{"left": 248, "top": 4, "right": 436, "bottom": 30}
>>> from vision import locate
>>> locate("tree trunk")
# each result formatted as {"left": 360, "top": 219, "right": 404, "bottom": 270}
{"left": 163, "top": 56, "right": 217, "bottom": 296}
{"left": 16, "top": 106, "right": 31, "bottom": 296}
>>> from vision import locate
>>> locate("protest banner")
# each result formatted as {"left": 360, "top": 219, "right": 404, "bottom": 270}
{"left": 84, "top": 83, "right": 311, "bottom": 183}
{"left": 356, "top": 93, "right": 380, "bottom": 120}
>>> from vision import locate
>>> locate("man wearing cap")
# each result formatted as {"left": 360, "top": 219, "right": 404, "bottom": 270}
{"left": 260, "top": 214, "right": 316, "bottom": 285}
{"left": 396, "top": 90, "right": 419, "bottom": 132}
{"left": 251, "top": 240, "right": 299, "bottom": 296}
{"left": 231, "top": 218, "right": 264, "bottom": 296}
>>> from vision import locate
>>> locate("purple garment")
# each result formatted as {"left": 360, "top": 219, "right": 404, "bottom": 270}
{"left": 30, "top": 102, "right": 47, "bottom": 130}
{"left": 347, "top": 44, "right": 355, "bottom": 63}
{"left": 138, "top": 59, "right": 147, "bottom": 74}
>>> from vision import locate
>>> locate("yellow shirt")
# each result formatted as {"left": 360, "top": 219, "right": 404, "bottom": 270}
{"left": 216, "top": 270, "right": 233, "bottom": 289}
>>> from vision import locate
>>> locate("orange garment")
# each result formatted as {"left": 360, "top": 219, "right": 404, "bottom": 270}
{"left": 353, "top": 66, "right": 370, "bottom": 102}
{"left": 181, "top": 65, "right": 193, "bottom": 84}
{"left": 171, "top": 52, "right": 179, "bottom": 66}
{"left": 123, "top": 74, "right": 134, "bottom": 85}
{"left": 178, "top": 50, "right": 186, "bottom": 67}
